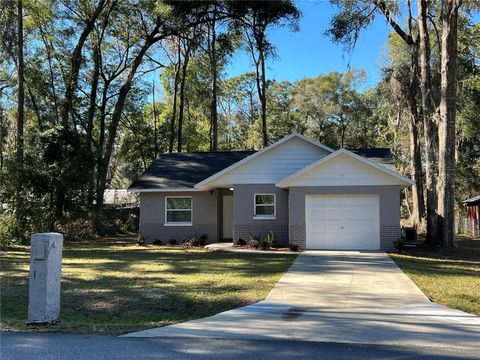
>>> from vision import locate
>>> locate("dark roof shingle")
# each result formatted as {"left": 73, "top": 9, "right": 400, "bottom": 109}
{"left": 128, "top": 151, "right": 255, "bottom": 191}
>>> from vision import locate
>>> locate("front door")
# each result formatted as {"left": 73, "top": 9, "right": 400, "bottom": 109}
{"left": 222, "top": 195, "right": 233, "bottom": 240}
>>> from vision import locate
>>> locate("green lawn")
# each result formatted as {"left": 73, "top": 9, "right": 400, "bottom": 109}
{"left": 1, "top": 243, "right": 296, "bottom": 335}
{"left": 390, "top": 238, "right": 480, "bottom": 316}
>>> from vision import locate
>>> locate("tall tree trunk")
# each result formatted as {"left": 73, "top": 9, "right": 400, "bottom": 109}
{"left": 259, "top": 45, "right": 268, "bottom": 147}
{"left": 407, "top": 43, "right": 427, "bottom": 231}
{"left": 437, "top": 0, "right": 461, "bottom": 248}
{"left": 61, "top": 0, "right": 107, "bottom": 130}
{"left": 408, "top": 117, "right": 426, "bottom": 230}
{"left": 169, "top": 42, "right": 181, "bottom": 153}
{"left": 95, "top": 25, "right": 162, "bottom": 217}
{"left": 209, "top": 3, "right": 218, "bottom": 152}
{"left": 86, "top": 43, "right": 100, "bottom": 157}
{"left": 86, "top": 43, "right": 100, "bottom": 208}
{"left": 177, "top": 43, "right": 190, "bottom": 153}
{"left": 16, "top": 0, "right": 24, "bottom": 168}
{"left": 152, "top": 79, "right": 159, "bottom": 158}
{"left": 417, "top": 0, "right": 438, "bottom": 243}
{"left": 15, "top": 0, "right": 24, "bottom": 238}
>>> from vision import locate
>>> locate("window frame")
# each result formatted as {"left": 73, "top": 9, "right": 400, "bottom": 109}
{"left": 253, "top": 193, "right": 276, "bottom": 219}
{"left": 164, "top": 196, "right": 193, "bottom": 226}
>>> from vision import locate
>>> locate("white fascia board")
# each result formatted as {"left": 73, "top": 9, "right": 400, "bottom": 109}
{"left": 276, "top": 148, "right": 415, "bottom": 188}
{"left": 194, "top": 133, "right": 334, "bottom": 191}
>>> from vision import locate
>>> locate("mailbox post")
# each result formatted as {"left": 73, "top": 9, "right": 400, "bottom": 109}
{"left": 27, "top": 232, "right": 63, "bottom": 324}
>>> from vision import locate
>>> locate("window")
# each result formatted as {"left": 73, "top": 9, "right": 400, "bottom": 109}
{"left": 254, "top": 194, "right": 276, "bottom": 218}
{"left": 165, "top": 197, "right": 192, "bottom": 225}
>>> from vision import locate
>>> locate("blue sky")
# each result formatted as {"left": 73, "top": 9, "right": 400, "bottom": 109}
{"left": 226, "top": 0, "right": 392, "bottom": 90}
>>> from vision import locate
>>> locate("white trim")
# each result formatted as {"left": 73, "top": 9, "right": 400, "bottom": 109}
{"left": 194, "top": 133, "right": 334, "bottom": 190}
{"left": 253, "top": 193, "right": 276, "bottom": 218}
{"left": 276, "top": 148, "right": 415, "bottom": 188}
{"left": 164, "top": 196, "right": 193, "bottom": 225}
{"left": 128, "top": 188, "right": 199, "bottom": 193}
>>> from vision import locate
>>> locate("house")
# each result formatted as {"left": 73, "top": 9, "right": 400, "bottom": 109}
{"left": 128, "top": 133, "right": 414, "bottom": 250}
{"left": 462, "top": 195, "right": 480, "bottom": 236}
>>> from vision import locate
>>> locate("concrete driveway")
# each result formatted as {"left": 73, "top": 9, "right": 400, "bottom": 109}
{"left": 124, "top": 251, "right": 480, "bottom": 348}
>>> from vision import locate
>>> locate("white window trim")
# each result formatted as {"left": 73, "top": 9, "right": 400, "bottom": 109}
{"left": 253, "top": 193, "right": 276, "bottom": 220}
{"left": 164, "top": 196, "right": 193, "bottom": 226}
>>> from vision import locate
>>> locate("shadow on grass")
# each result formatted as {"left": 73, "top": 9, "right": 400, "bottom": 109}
{"left": 0, "top": 245, "right": 296, "bottom": 335}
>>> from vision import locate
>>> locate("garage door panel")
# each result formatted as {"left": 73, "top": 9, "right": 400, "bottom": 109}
{"left": 306, "top": 194, "right": 380, "bottom": 250}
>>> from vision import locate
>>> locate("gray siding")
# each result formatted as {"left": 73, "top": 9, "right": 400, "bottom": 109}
{"left": 233, "top": 184, "right": 289, "bottom": 245}
{"left": 139, "top": 190, "right": 219, "bottom": 244}
{"left": 289, "top": 186, "right": 402, "bottom": 250}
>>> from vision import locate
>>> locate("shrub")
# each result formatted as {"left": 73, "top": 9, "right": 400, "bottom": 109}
{"left": 168, "top": 239, "right": 177, "bottom": 246}
{"left": 153, "top": 239, "right": 162, "bottom": 246}
{"left": 248, "top": 239, "right": 260, "bottom": 249}
{"left": 137, "top": 234, "right": 146, "bottom": 246}
{"left": 248, "top": 234, "right": 260, "bottom": 249}
{"left": 56, "top": 217, "right": 96, "bottom": 242}
{"left": 182, "top": 235, "right": 207, "bottom": 247}
{"left": 267, "top": 231, "right": 278, "bottom": 248}
{"left": 198, "top": 234, "right": 208, "bottom": 246}
{"left": 235, "top": 238, "right": 246, "bottom": 246}
{"left": 393, "top": 237, "right": 405, "bottom": 252}
{"left": 260, "top": 241, "right": 270, "bottom": 250}
{"left": 288, "top": 243, "right": 299, "bottom": 252}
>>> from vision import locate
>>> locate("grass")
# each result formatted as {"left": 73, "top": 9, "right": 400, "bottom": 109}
{"left": 0, "top": 242, "right": 296, "bottom": 335}
{"left": 390, "top": 236, "right": 480, "bottom": 316}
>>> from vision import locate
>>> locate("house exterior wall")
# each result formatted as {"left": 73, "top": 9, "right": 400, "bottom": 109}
{"left": 232, "top": 184, "right": 289, "bottom": 245}
{"left": 288, "top": 185, "right": 402, "bottom": 250}
{"left": 139, "top": 190, "right": 219, "bottom": 244}
{"left": 205, "top": 136, "right": 330, "bottom": 188}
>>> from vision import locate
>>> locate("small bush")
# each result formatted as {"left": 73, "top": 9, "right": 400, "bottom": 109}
{"left": 393, "top": 237, "right": 405, "bottom": 252}
{"left": 248, "top": 234, "right": 260, "bottom": 249}
{"left": 248, "top": 239, "right": 260, "bottom": 249}
{"left": 182, "top": 235, "right": 207, "bottom": 247}
{"left": 235, "top": 238, "right": 246, "bottom": 246}
{"left": 153, "top": 239, "right": 162, "bottom": 246}
{"left": 137, "top": 234, "right": 146, "bottom": 246}
{"left": 168, "top": 239, "right": 177, "bottom": 246}
{"left": 267, "top": 231, "right": 278, "bottom": 248}
{"left": 288, "top": 243, "right": 299, "bottom": 252}
{"left": 198, "top": 234, "right": 208, "bottom": 246}
{"left": 260, "top": 240, "right": 270, "bottom": 250}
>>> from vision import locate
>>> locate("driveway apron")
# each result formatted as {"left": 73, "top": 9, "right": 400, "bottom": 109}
{"left": 123, "top": 251, "right": 480, "bottom": 348}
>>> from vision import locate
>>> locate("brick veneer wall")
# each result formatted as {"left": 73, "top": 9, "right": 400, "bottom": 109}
{"left": 140, "top": 223, "right": 218, "bottom": 244}
{"left": 288, "top": 224, "right": 306, "bottom": 249}
{"left": 290, "top": 224, "right": 399, "bottom": 251}
{"left": 233, "top": 223, "right": 288, "bottom": 245}
{"left": 380, "top": 224, "right": 400, "bottom": 251}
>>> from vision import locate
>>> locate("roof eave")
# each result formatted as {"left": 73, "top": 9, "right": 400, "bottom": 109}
{"left": 194, "top": 133, "right": 334, "bottom": 190}
{"left": 276, "top": 148, "right": 415, "bottom": 188}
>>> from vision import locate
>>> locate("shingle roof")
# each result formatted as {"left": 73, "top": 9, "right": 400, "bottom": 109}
{"left": 128, "top": 148, "right": 394, "bottom": 191}
{"left": 347, "top": 148, "right": 395, "bottom": 170}
{"left": 128, "top": 151, "right": 255, "bottom": 191}
{"left": 464, "top": 195, "right": 480, "bottom": 205}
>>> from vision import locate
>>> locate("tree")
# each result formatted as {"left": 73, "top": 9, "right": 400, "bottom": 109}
{"left": 437, "top": 0, "right": 463, "bottom": 247}
{"left": 327, "top": 0, "right": 433, "bottom": 237}
{"left": 15, "top": 0, "right": 25, "bottom": 232}
{"left": 231, "top": 1, "right": 299, "bottom": 147}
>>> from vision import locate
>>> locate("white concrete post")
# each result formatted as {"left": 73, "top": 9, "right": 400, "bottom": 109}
{"left": 27, "top": 232, "right": 63, "bottom": 324}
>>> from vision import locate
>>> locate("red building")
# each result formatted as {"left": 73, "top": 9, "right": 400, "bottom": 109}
{"left": 463, "top": 195, "right": 480, "bottom": 236}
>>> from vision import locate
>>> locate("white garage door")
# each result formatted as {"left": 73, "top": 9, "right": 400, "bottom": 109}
{"left": 306, "top": 194, "right": 380, "bottom": 250}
